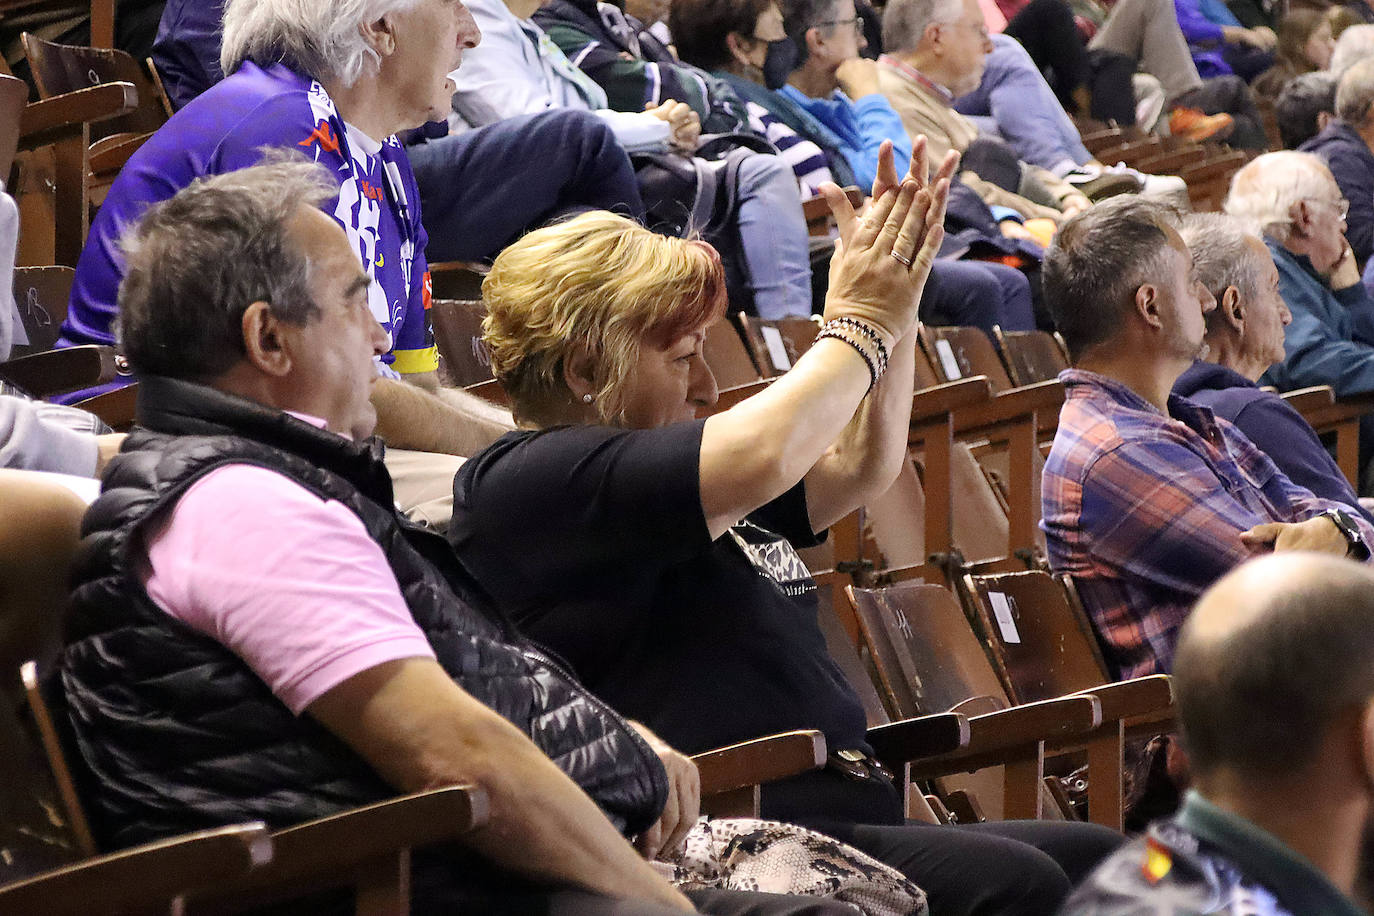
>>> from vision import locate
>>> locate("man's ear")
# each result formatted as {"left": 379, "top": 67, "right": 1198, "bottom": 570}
{"left": 561, "top": 342, "right": 598, "bottom": 403}
{"left": 1219, "top": 284, "right": 1245, "bottom": 335}
{"left": 1318, "top": 110, "right": 1334, "bottom": 133}
{"left": 804, "top": 24, "right": 826, "bottom": 59}
{"left": 1134, "top": 282, "right": 1163, "bottom": 331}
{"left": 1290, "top": 199, "right": 1317, "bottom": 238}
{"left": 241, "top": 301, "right": 295, "bottom": 378}
{"left": 359, "top": 15, "right": 397, "bottom": 59}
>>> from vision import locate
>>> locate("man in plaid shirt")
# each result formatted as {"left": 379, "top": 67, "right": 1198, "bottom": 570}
{"left": 1040, "top": 196, "right": 1374, "bottom": 680}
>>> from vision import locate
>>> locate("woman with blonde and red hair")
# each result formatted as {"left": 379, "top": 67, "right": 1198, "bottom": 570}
{"left": 449, "top": 143, "right": 1125, "bottom": 915}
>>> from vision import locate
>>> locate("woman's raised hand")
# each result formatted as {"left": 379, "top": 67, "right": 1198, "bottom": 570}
{"left": 817, "top": 137, "right": 958, "bottom": 344}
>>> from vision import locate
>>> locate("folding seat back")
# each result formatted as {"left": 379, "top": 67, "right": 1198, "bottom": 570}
{"left": 703, "top": 318, "right": 760, "bottom": 389}
{"left": 0, "top": 73, "right": 27, "bottom": 183}
{"left": 993, "top": 328, "right": 1070, "bottom": 388}
{"left": 962, "top": 570, "right": 1111, "bottom": 704}
{"left": 23, "top": 33, "right": 165, "bottom": 140}
{"left": 8, "top": 265, "right": 72, "bottom": 356}
{"left": 919, "top": 326, "right": 1013, "bottom": 392}
{"left": 431, "top": 297, "right": 494, "bottom": 388}
{"left": 735, "top": 313, "right": 821, "bottom": 378}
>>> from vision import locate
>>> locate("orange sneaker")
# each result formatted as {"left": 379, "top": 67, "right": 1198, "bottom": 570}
{"left": 1167, "top": 107, "right": 1235, "bottom": 143}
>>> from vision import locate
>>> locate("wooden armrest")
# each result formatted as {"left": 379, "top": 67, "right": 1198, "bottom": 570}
{"left": 270, "top": 785, "right": 488, "bottom": 857}
{"left": 1302, "top": 391, "right": 1374, "bottom": 427}
{"left": 88, "top": 131, "right": 152, "bottom": 174}
{"left": 1072, "top": 675, "right": 1173, "bottom": 723}
{"left": 802, "top": 186, "right": 864, "bottom": 223}
{"left": 188, "top": 787, "right": 488, "bottom": 912}
{"left": 19, "top": 82, "right": 139, "bottom": 148}
{"left": 693, "top": 730, "right": 827, "bottom": 796}
{"left": 710, "top": 378, "right": 772, "bottom": 412}
{"left": 1279, "top": 386, "right": 1335, "bottom": 415}
{"left": 909, "top": 377, "right": 994, "bottom": 425}
{"left": 967, "top": 694, "right": 1101, "bottom": 748}
{"left": 464, "top": 377, "right": 508, "bottom": 406}
{"left": 948, "top": 379, "right": 1064, "bottom": 436}
{"left": 865, "top": 712, "right": 969, "bottom": 764}
{"left": 0, "top": 823, "right": 271, "bottom": 916}
{"left": 0, "top": 345, "right": 117, "bottom": 397}
{"left": 907, "top": 695, "right": 1102, "bottom": 777}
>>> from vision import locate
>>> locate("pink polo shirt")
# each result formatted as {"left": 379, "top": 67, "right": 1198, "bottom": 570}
{"left": 140, "top": 416, "right": 435, "bottom": 714}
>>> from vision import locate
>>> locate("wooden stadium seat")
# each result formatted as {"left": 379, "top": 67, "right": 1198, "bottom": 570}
{"left": 23, "top": 32, "right": 164, "bottom": 139}
{"left": 845, "top": 579, "right": 1155, "bottom": 827}
{"left": 15, "top": 78, "right": 138, "bottom": 265}
{"left": 1281, "top": 387, "right": 1374, "bottom": 490}
{"left": 8, "top": 264, "right": 72, "bottom": 356}
{"left": 844, "top": 579, "right": 1096, "bottom": 821}
{"left": 23, "top": 32, "right": 163, "bottom": 223}
{"left": 430, "top": 297, "right": 493, "bottom": 388}
{"left": 993, "top": 328, "right": 1070, "bottom": 388}
{"left": 920, "top": 325, "right": 1014, "bottom": 392}
{"left": 735, "top": 312, "right": 821, "bottom": 377}
{"left": 0, "top": 71, "right": 27, "bottom": 182}
{"left": 703, "top": 317, "right": 760, "bottom": 390}
{"left": 962, "top": 570, "right": 1176, "bottom": 828}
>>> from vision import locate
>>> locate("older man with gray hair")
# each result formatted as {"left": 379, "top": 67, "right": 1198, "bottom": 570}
{"left": 1225, "top": 150, "right": 1374, "bottom": 478}
{"left": 1171, "top": 213, "right": 1373, "bottom": 520}
{"left": 1300, "top": 57, "right": 1374, "bottom": 267}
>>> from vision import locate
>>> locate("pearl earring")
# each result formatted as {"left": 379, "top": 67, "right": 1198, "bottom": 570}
{"left": 582, "top": 393, "right": 594, "bottom": 404}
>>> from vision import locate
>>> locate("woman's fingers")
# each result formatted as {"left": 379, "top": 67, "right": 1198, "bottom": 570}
{"left": 906, "top": 135, "right": 929, "bottom": 189}
{"left": 890, "top": 187, "right": 930, "bottom": 264}
{"left": 871, "top": 139, "right": 898, "bottom": 201}
{"left": 875, "top": 180, "right": 920, "bottom": 257}
{"left": 821, "top": 181, "right": 861, "bottom": 244}
{"left": 932, "top": 148, "right": 960, "bottom": 188}
{"left": 853, "top": 182, "right": 900, "bottom": 251}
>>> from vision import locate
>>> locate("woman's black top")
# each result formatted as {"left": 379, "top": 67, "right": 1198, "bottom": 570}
{"left": 449, "top": 419, "right": 870, "bottom": 755}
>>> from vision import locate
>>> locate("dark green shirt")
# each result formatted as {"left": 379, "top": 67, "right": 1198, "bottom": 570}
{"left": 1060, "top": 791, "right": 1368, "bottom": 915}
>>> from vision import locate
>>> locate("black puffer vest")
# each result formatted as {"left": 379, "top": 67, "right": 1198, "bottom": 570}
{"left": 61, "top": 376, "right": 667, "bottom": 851}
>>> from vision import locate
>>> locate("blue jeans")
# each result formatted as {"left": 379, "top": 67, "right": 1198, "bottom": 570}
{"left": 736, "top": 153, "right": 815, "bottom": 319}
{"left": 922, "top": 259, "right": 1036, "bottom": 333}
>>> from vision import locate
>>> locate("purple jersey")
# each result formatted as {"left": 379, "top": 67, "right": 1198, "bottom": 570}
{"left": 63, "top": 62, "right": 437, "bottom": 382}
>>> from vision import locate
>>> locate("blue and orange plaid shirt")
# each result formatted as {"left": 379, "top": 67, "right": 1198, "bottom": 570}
{"left": 1042, "top": 369, "right": 1374, "bottom": 680}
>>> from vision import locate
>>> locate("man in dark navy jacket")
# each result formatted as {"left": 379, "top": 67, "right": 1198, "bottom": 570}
{"left": 1300, "top": 58, "right": 1374, "bottom": 269}
{"left": 1171, "top": 212, "right": 1374, "bottom": 518}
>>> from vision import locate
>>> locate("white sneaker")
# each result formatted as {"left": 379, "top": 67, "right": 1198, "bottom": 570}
{"left": 1106, "top": 163, "right": 1190, "bottom": 205}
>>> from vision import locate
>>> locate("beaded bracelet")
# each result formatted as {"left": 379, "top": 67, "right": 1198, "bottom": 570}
{"left": 816, "top": 316, "right": 890, "bottom": 391}
{"left": 827, "top": 316, "right": 890, "bottom": 377}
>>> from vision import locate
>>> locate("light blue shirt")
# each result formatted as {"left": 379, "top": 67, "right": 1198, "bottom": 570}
{"left": 777, "top": 85, "right": 909, "bottom": 190}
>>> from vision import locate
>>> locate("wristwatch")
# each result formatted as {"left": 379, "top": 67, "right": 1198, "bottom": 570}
{"left": 1319, "top": 508, "right": 1370, "bottom": 561}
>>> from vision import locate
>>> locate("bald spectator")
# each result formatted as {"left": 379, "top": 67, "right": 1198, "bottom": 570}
{"left": 1224, "top": 151, "right": 1374, "bottom": 475}
{"left": 1061, "top": 553, "right": 1374, "bottom": 916}
{"left": 1041, "top": 195, "right": 1373, "bottom": 680}
{"left": 1171, "top": 213, "right": 1373, "bottom": 522}
{"left": 1301, "top": 59, "right": 1374, "bottom": 267}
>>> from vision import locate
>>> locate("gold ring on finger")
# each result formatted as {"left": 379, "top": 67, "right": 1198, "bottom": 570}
{"left": 890, "top": 251, "right": 913, "bottom": 268}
